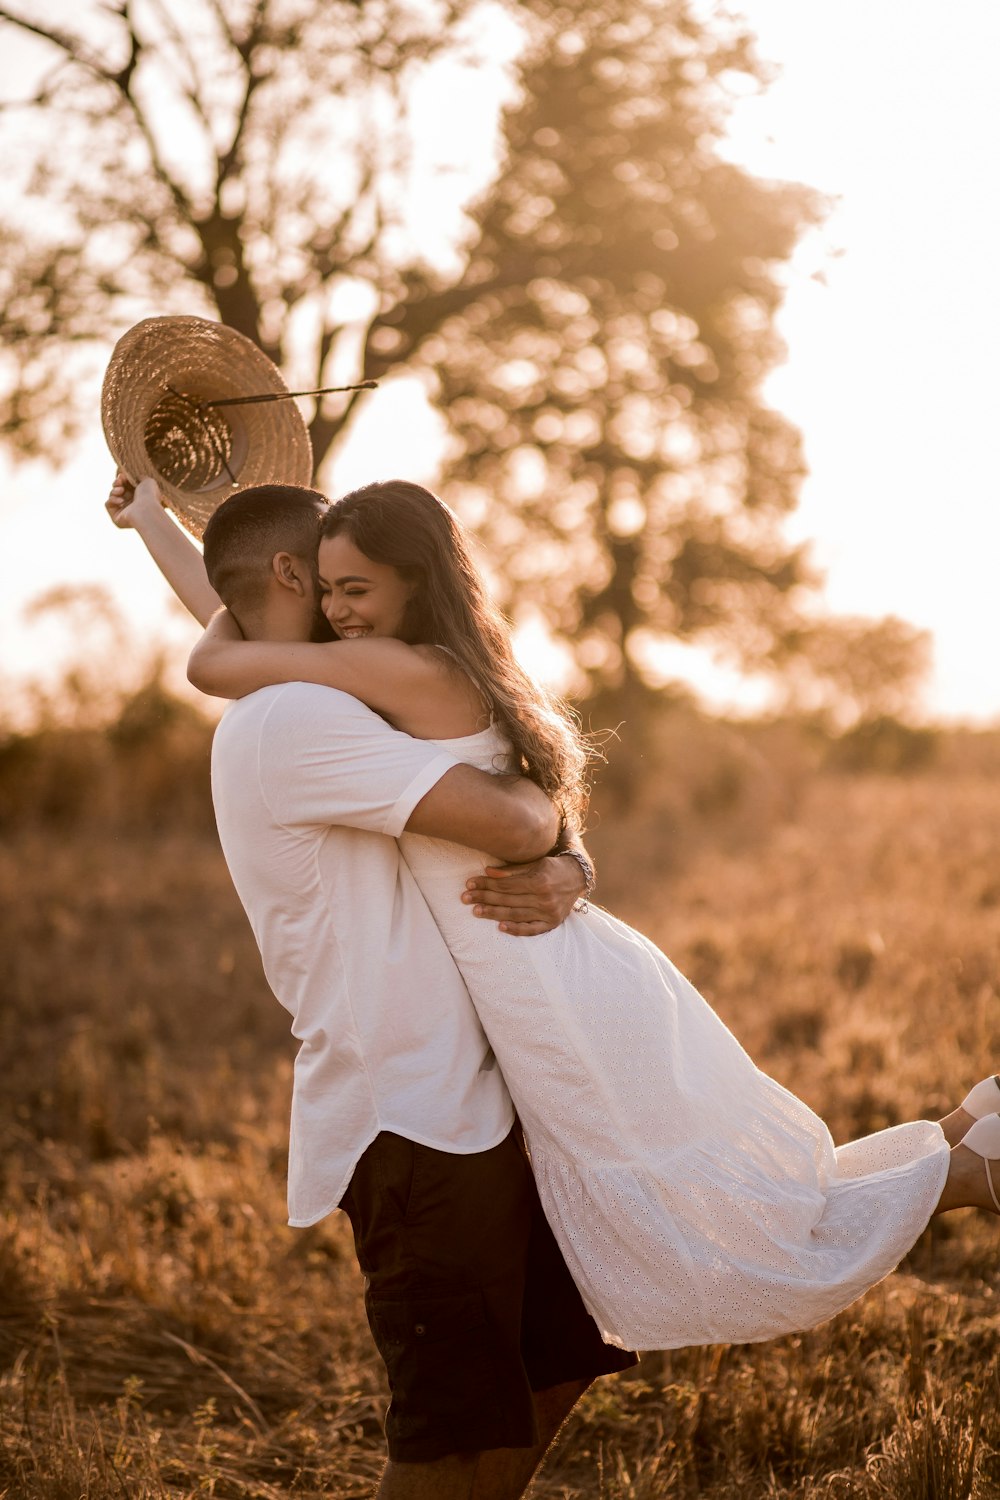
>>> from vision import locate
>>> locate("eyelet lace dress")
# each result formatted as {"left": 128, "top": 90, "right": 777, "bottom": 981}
{"left": 399, "top": 725, "right": 950, "bottom": 1351}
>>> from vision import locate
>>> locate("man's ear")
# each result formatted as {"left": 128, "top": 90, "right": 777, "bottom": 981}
{"left": 271, "top": 552, "right": 309, "bottom": 595}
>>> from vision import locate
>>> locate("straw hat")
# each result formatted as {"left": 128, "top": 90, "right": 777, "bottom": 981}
{"left": 101, "top": 315, "right": 315, "bottom": 538}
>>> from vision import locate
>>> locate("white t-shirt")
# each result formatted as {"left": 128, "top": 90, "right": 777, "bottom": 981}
{"left": 210, "top": 682, "right": 514, "bottom": 1226}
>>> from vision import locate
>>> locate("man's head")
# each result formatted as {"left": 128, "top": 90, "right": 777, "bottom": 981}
{"left": 203, "top": 483, "right": 331, "bottom": 638}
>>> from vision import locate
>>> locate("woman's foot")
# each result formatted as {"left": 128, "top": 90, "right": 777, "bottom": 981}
{"left": 938, "top": 1075, "right": 1000, "bottom": 1147}
{"left": 935, "top": 1115, "right": 1000, "bottom": 1215}
{"left": 960, "top": 1116, "right": 1000, "bottom": 1212}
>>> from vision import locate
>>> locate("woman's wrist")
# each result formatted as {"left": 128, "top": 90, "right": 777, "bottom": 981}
{"left": 127, "top": 488, "right": 169, "bottom": 533}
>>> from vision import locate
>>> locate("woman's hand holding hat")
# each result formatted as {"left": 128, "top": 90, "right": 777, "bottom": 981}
{"left": 103, "top": 468, "right": 222, "bottom": 625}
{"left": 105, "top": 471, "right": 165, "bottom": 529}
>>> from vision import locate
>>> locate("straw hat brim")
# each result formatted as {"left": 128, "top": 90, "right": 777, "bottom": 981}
{"left": 102, "top": 315, "right": 314, "bottom": 538}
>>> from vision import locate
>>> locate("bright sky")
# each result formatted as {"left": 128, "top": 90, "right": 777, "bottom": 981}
{"left": 717, "top": 0, "right": 1000, "bottom": 724}
{"left": 2, "top": 0, "right": 999, "bottom": 722}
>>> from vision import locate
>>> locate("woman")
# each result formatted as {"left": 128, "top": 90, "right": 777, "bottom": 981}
{"left": 110, "top": 473, "right": 1000, "bottom": 1351}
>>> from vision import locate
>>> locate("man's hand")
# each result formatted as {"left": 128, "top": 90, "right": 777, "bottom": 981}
{"left": 105, "top": 471, "right": 164, "bottom": 529}
{"left": 461, "top": 853, "right": 588, "bottom": 936}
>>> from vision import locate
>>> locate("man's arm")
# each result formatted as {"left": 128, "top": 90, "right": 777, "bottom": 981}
{"left": 258, "top": 687, "right": 559, "bottom": 866}
{"left": 404, "top": 764, "right": 559, "bottom": 866}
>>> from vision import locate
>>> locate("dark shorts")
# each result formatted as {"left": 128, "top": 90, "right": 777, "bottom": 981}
{"left": 340, "top": 1127, "right": 637, "bottom": 1463}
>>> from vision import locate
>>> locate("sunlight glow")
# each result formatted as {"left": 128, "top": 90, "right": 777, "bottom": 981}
{"left": 2, "top": 1, "right": 999, "bottom": 723}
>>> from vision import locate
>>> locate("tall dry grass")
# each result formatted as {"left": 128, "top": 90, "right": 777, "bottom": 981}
{"left": 2, "top": 710, "right": 1000, "bottom": 1497}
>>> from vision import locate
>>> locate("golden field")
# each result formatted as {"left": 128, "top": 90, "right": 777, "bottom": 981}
{"left": 2, "top": 712, "right": 999, "bottom": 1498}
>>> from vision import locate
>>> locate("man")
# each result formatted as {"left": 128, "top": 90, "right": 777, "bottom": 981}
{"left": 108, "top": 477, "right": 635, "bottom": 1500}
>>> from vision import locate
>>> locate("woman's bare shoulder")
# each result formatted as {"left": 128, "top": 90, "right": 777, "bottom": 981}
{"left": 409, "top": 643, "right": 491, "bottom": 732}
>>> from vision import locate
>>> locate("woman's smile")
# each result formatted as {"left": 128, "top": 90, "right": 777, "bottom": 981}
{"left": 317, "top": 533, "right": 414, "bottom": 641}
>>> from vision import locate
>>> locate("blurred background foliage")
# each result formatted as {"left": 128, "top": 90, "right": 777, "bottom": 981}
{"left": 0, "top": 0, "right": 931, "bottom": 763}
{"left": 0, "top": 580, "right": 959, "bottom": 852}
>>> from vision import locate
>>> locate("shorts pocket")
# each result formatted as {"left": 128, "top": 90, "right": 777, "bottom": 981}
{"left": 368, "top": 1289, "right": 508, "bottom": 1452}
{"left": 370, "top": 1287, "right": 489, "bottom": 1354}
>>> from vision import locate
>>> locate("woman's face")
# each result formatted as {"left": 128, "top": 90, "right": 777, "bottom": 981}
{"left": 316, "top": 532, "right": 415, "bottom": 641}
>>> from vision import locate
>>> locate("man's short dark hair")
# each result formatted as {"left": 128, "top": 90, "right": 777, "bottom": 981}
{"left": 202, "top": 483, "right": 329, "bottom": 613}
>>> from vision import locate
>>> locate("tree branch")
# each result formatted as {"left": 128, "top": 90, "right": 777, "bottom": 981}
{"left": 145, "top": 0, "right": 213, "bottom": 137}
{"left": 0, "top": 8, "right": 120, "bottom": 85}
{"left": 0, "top": 3, "right": 196, "bottom": 222}
{"left": 113, "top": 0, "right": 194, "bottom": 220}
{"left": 216, "top": 57, "right": 264, "bottom": 187}
{"left": 200, "top": 0, "right": 238, "bottom": 54}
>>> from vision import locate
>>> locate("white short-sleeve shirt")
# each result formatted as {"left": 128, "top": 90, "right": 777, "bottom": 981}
{"left": 210, "top": 682, "right": 514, "bottom": 1226}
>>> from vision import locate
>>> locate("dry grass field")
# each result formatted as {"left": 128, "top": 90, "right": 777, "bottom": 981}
{"left": 2, "top": 722, "right": 1000, "bottom": 1497}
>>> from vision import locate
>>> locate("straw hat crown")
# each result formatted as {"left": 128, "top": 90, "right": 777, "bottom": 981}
{"left": 101, "top": 315, "right": 314, "bottom": 538}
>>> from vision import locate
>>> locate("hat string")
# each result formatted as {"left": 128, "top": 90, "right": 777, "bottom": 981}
{"left": 162, "top": 385, "right": 241, "bottom": 486}
{"left": 157, "top": 379, "right": 378, "bottom": 489}
{"left": 202, "top": 381, "right": 378, "bottom": 409}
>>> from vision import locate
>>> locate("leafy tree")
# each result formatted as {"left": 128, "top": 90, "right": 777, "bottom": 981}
{"left": 0, "top": 0, "right": 492, "bottom": 458}
{"left": 772, "top": 614, "right": 932, "bottom": 731}
{"left": 1, "top": 0, "right": 923, "bottom": 739}
{"left": 402, "top": 0, "right": 832, "bottom": 726}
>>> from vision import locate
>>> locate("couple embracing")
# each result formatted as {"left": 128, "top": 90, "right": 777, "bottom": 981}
{"left": 108, "top": 469, "right": 1000, "bottom": 1500}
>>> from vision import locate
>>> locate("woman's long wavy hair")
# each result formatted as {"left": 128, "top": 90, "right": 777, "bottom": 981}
{"left": 322, "top": 481, "right": 593, "bottom": 827}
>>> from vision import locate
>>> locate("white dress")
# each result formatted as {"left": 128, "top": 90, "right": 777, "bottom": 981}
{"left": 399, "top": 725, "right": 950, "bottom": 1352}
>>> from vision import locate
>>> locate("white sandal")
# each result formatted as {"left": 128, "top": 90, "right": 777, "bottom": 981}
{"left": 960, "top": 1075, "right": 1000, "bottom": 1118}
{"left": 959, "top": 1115, "right": 1000, "bottom": 1213}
